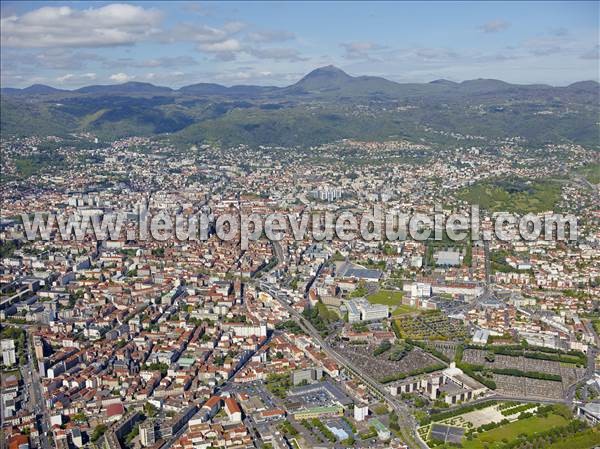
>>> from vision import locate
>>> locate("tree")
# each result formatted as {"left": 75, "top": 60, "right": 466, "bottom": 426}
{"left": 144, "top": 402, "right": 158, "bottom": 418}
{"left": 125, "top": 424, "right": 139, "bottom": 444}
{"left": 389, "top": 411, "right": 400, "bottom": 431}
{"left": 71, "top": 412, "right": 86, "bottom": 423}
{"left": 91, "top": 424, "right": 108, "bottom": 442}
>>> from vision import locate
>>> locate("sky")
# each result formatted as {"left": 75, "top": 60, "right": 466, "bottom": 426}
{"left": 1, "top": 1, "right": 598, "bottom": 88}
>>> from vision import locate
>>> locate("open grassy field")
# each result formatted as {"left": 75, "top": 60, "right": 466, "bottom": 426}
{"left": 457, "top": 178, "right": 562, "bottom": 214}
{"left": 367, "top": 290, "right": 404, "bottom": 306}
{"left": 366, "top": 289, "right": 415, "bottom": 316}
{"left": 461, "top": 414, "right": 568, "bottom": 449}
{"left": 576, "top": 162, "right": 600, "bottom": 184}
{"left": 316, "top": 301, "right": 339, "bottom": 321}
{"left": 392, "top": 304, "right": 417, "bottom": 316}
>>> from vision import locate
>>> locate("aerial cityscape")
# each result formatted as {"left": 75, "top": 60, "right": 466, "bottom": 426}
{"left": 0, "top": 2, "right": 599, "bottom": 449}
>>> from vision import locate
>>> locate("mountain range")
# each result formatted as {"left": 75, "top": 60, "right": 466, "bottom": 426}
{"left": 2, "top": 65, "right": 599, "bottom": 147}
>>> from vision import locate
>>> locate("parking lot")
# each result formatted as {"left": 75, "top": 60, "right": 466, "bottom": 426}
{"left": 430, "top": 423, "right": 464, "bottom": 444}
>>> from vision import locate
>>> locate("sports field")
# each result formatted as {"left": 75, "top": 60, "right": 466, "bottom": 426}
{"left": 367, "top": 290, "right": 404, "bottom": 306}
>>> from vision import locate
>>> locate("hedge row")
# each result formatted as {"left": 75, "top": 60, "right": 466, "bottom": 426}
{"left": 492, "top": 368, "right": 562, "bottom": 382}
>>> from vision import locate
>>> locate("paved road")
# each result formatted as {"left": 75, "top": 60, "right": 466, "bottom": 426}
{"left": 302, "top": 260, "right": 326, "bottom": 300}
{"left": 575, "top": 175, "right": 598, "bottom": 192}
{"left": 583, "top": 319, "right": 600, "bottom": 347}
{"left": 272, "top": 240, "right": 284, "bottom": 264}
{"left": 258, "top": 280, "right": 428, "bottom": 449}
{"left": 483, "top": 240, "right": 491, "bottom": 285}
{"left": 23, "top": 330, "right": 52, "bottom": 449}
{"left": 565, "top": 346, "right": 597, "bottom": 404}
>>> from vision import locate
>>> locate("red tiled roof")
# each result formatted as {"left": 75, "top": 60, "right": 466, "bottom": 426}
{"left": 203, "top": 395, "right": 221, "bottom": 409}
{"left": 9, "top": 434, "right": 29, "bottom": 449}
{"left": 224, "top": 397, "right": 241, "bottom": 415}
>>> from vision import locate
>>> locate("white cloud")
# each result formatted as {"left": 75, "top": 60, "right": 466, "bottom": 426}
{"left": 169, "top": 22, "right": 245, "bottom": 60}
{"left": 177, "top": 22, "right": 301, "bottom": 62}
{"left": 247, "top": 47, "right": 306, "bottom": 62}
{"left": 109, "top": 72, "right": 134, "bottom": 83}
{"left": 247, "top": 30, "right": 295, "bottom": 43}
{"left": 341, "top": 41, "right": 387, "bottom": 60}
{"left": 214, "top": 69, "right": 277, "bottom": 84}
{"left": 196, "top": 39, "right": 243, "bottom": 61}
{"left": 1, "top": 3, "right": 162, "bottom": 48}
{"left": 1, "top": 48, "right": 104, "bottom": 71}
{"left": 136, "top": 56, "right": 197, "bottom": 68}
{"left": 175, "top": 22, "right": 245, "bottom": 44}
{"left": 144, "top": 71, "right": 185, "bottom": 83}
{"left": 56, "top": 72, "right": 97, "bottom": 84}
{"left": 197, "top": 39, "right": 242, "bottom": 53}
{"left": 581, "top": 45, "right": 600, "bottom": 60}
{"left": 480, "top": 20, "right": 511, "bottom": 33}
{"left": 413, "top": 48, "right": 460, "bottom": 61}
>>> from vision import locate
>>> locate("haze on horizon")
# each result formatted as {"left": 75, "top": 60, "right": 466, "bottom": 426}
{"left": 1, "top": 1, "right": 599, "bottom": 89}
